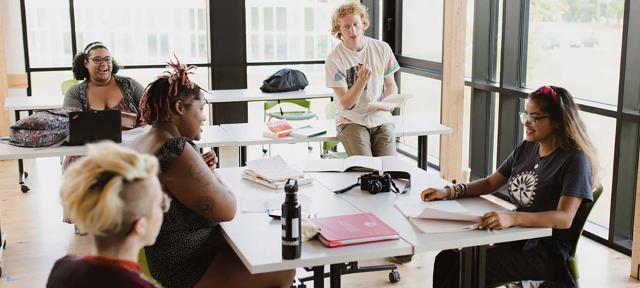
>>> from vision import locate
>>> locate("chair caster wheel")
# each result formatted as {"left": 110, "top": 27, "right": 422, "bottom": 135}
{"left": 2, "top": 240, "right": 6, "bottom": 249}
{"left": 389, "top": 270, "right": 401, "bottom": 283}
{"left": 21, "top": 184, "right": 30, "bottom": 193}
{"left": 262, "top": 149, "right": 268, "bottom": 154}
{"left": 24, "top": 172, "right": 29, "bottom": 178}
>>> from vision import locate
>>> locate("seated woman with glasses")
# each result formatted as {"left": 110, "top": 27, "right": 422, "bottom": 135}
{"left": 47, "top": 142, "right": 168, "bottom": 288}
{"left": 129, "top": 56, "right": 295, "bottom": 288}
{"left": 422, "top": 86, "right": 598, "bottom": 288}
{"left": 64, "top": 42, "right": 144, "bottom": 129}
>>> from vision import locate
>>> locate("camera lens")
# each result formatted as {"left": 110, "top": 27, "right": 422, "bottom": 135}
{"left": 370, "top": 181, "right": 382, "bottom": 194}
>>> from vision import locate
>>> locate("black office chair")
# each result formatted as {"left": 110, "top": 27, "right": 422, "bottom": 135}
{"left": 295, "top": 261, "right": 401, "bottom": 287}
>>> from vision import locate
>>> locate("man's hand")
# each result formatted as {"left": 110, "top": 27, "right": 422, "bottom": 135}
{"left": 356, "top": 63, "right": 372, "bottom": 85}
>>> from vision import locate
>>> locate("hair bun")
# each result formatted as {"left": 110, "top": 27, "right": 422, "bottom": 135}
{"left": 163, "top": 54, "right": 197, "bottom": 98}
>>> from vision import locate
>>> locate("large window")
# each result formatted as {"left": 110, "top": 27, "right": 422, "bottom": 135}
{"left": 245, "top": 0, "right": 344, "bottom": 62}
{"left": 526, "top": 0, "right": 623, "bottom": 105}
{"left": 580, "top": 112, "right": 616, "bottom": 236}
{"left": 25, "top": 0, "right": 72, "bottom": 68}
{"left": 401, "top": 0, "right": 443, "bottom": 62}
{"left": 73, "top": 0, "right": 209, "bottom": 65}
{"left": 397, "top": 72, "right": 442, "bottom": 164}
{"left": 23, "top": 0, "right": 210, "bottom": 94}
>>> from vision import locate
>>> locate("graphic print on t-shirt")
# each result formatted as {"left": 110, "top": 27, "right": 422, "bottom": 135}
{"left": 346, "top": 65, "right": 359, "bottom": 89}
{"left": 508, "top": 170, "right": 538, "bottom": 207}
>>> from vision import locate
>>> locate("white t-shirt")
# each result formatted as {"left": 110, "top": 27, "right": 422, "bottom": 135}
{"left": 325, "top": 36, "right": 400, "bottom": 128}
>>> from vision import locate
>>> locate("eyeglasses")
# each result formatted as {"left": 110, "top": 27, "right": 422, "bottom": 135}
{"left": 160, "top": 193, "right": 172, "bottom": 213}
{"left": 89, "top": 56, "right": 113, "bottom": 65}
{"left": 519, "top": 112, "right": 549, "bottom": 125}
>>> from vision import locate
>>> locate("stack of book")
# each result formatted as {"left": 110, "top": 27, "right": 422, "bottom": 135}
{"left": 242, "top": 155, "right": 313, "bottom": 189}
{"left": 263, "top": 121, "right": 294, "bottom": 138}
{"left": 263, "top": 120, "right": 327, "bottom": 139}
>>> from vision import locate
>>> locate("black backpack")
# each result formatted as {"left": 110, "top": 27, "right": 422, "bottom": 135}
{"left": 260, "top": 69, "right": 309, "bottom": 93}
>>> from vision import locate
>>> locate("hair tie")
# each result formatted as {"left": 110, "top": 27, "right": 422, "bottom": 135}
{"left": 537, "top": 85, "right": 558, "bottom": 103}
{"left": 162, "top": 54, "right": 197, "bottom": 98}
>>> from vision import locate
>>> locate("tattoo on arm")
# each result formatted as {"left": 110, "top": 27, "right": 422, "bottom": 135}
{"left": 194, "top": 196, "right": 215, "bottom": 217}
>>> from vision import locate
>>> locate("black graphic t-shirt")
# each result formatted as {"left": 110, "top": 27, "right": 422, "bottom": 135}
{"left": 497, "top": 140, "right": 592, "bottom": 245}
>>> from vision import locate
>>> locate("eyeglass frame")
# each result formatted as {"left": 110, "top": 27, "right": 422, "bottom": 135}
{"left": 519, "top": 112, "right": 549, "bottom": 125}
{"left": 87, "top": 56, "right": 113, "bottom": 65}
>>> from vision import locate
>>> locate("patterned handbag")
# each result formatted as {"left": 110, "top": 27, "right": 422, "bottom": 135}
{"left": 9, "top": 107, "right": 80, "bottom": 147}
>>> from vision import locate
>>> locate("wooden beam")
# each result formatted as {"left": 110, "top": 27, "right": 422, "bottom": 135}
{"left": 440, "top": 0, "right": 467, "bottom": 182}
{"left": 0, "top": 13, "right": 11, "bottom": 135}
{"left": 7, "top": 73, "right": 28, "bottom": 88}
{"left": 631, "top": 152, "right": 640, "bottom": 279}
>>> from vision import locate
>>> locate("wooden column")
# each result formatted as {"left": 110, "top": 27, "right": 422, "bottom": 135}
{"left": 631, "top": 152, "right": 640, "bottom": 279}
{"left": 440, "top": 0, "right": 467, "bottom": 182}
{"left": 0, "top": 12, "right": 9, "bottom": 135}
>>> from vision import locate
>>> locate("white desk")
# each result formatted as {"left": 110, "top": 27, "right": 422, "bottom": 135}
{"left": 220, "top": 116, "right": 453, "bottom": 170}
{"left": 204, "top": 86, "right": 333, "bottom": 103}
{"left": 215, "top": 167, "right": 413, "bottom": 286}
{"left": 2, "top": 87, "right": 333, "bottom": 121}
{"left": 0, "top": 125, "right": 235, "bottom": 195}
{"left": 4, "top": 94, "right": 64, "bottom": 112}
{"left": 309, "top": 159, "right": 552, "bottom": 287}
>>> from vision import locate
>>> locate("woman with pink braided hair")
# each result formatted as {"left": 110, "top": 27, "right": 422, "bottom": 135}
{"left": 130, "top": 56, "right": 295, "bottom": 288}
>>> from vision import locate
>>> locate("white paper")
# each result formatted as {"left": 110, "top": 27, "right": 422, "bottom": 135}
{"left": 246, "top": 155, "right": 303, "bottom": 182}
{"left": 408, "top": 218, "right": 479, "bottom": 233}
{"left": 395, "top": 200, "right": 482, "bottom": 222}
{"left": 367, "top": 94, "right": 413, "bottom": 111}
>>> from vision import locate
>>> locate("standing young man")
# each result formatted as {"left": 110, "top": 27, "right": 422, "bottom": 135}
{"left": 325, "top": 2, "right": 400, "bottom": 156}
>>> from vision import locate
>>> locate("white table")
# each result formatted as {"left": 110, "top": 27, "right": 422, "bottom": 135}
{"left": 215, "top": 167, "right": 413, "bottom": 287}
{"left": 204, "top": 86, "right": 333, "bottom": 103}
{"left": 3, "top": 87, "right": 334, "bottom": 122}
{"left": 0, "top": 125, "right": 236, "bottom": 193}
{"left": 220, "top": 116, "right": 453, "bottom": 170}
{"left": 308, "top": 159, "right": 552, "bottom": 287}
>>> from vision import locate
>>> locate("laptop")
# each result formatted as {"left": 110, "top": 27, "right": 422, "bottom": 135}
{"left": 68, "top": 110, "right": 122, "bottom": 146}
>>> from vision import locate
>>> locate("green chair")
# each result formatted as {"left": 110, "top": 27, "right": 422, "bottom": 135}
{"left": 566, "top": 184, "right": 603, "bottom": 281}
{"left": 61, "top": 79, "right": 81, "bottom": 94}
{"left": 322, "top": 101, "right": 347, "bottom": 159}
{"left": 138, "top": 248, "right": 161, "bottom": 286}
{"left": 262, "top": 99, "right": 318, "bottom": 154}
{"left": 264, "top": 99, "right": 317, "bottom": 122}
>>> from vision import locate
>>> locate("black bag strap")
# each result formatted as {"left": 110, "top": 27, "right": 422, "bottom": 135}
{"left": 384, "top": 171, "right": 411, "bottom": 194}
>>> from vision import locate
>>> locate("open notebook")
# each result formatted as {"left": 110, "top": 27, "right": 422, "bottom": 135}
{"left": 395, "top": 200, "right": 483, "bottom": 233}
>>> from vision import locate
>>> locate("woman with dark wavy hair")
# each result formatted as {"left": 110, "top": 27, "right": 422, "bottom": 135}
{"left": 422, "top": 86, "right": 599, "bottom": 288}
{"left": 130, "top": 56, "right": 295, "bottom": 288}
{"left": 64, "top": 42, "right": 144, "bottom": 129}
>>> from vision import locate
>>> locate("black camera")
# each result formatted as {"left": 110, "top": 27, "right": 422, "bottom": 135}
{"left": 360, "top": 171, "right": 392, "bottom": 194}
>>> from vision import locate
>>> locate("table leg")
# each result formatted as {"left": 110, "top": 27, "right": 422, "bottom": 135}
{"left": 417, "top": 135, "right": 428, "bottom": 170}
{"left": 459, "top": 245, "right": 487, "bottom": 288}
{"left": 329, "top": 263, "right": 344, "bottom": 288}
{"left": 14, "top": 110, "right": 29, "bottom": 193}
{"left": 312, "top": 266, "right": 325, "bottom": 288}
{"left": 239, "top": 146, "right": 247, "bottom": 166}
{"left": 213, "top": 147, "right": 220, "bottom": 168}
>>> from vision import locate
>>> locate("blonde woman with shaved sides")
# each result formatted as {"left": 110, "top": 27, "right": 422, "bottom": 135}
{"left": 48, "top": 142, "right": 167, "bottom": 288}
